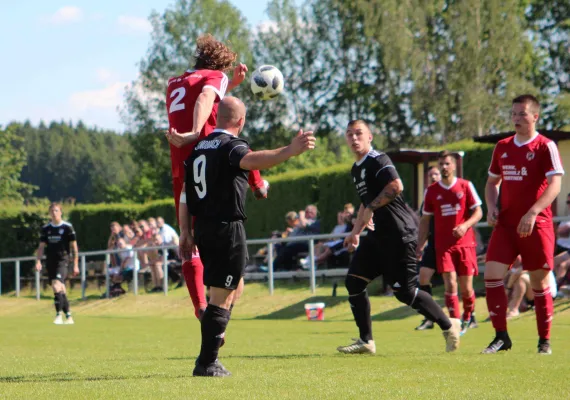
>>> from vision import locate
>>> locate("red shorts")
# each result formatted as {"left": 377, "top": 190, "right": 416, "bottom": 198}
{"left": 485, "top": 222, "right": 554, "bottom": 271}
{"left": 437, "top": 246, "right": 478, "bottom": 276}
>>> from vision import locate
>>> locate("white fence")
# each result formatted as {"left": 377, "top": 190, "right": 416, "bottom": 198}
{"left": 1, "top": 217, "right": 568, "bottom": 300}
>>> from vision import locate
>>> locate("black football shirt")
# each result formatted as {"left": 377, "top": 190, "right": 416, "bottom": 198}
{"left": 351, "top": 149, "right": 418, "bottom": 243}
{"left": 184, "top": 129, "right": 251, "bottom": 222}
{"left": 40, "top": 222, "right": 76, "bottom": 265}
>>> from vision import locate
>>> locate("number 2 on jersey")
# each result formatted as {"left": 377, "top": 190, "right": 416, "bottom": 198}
{"left": 193, "top": 155, "right": 207, "bottom": 199}
{"left": 169, "top": 87, "right": 185, "bottom": 113}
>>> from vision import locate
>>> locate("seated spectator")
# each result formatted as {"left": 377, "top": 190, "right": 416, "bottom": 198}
{"left": 506, "top": 255, "right": 558, "bottom": 319}
{"left": 141, "top": 233, "right": 165, "bottom": 293}
{"left": 274, "top": 205, "right": 321, "bottom": 270}
{"left": 107, "top": 222, "right": 123, "bottom": 268}
{"left": 123, "top": 224, "right": 136, "bottom": 246}
{"left": 117, "top": 237, "right": 139, "bottom": 283}
{"left": 138, "top": 219, "right": 152, "bottom": 240}
{"left": 300, "top": 210, "right": 353, "bottom": 269}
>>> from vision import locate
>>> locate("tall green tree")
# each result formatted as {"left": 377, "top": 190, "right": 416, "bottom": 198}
{"left": 0, "top": 124, "right": 36, "bottom": 202}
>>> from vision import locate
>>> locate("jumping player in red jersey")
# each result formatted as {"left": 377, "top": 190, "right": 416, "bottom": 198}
{"left": 418, "top": 151, "right": 483, "bottom": 336}
{"left": 165, "top": 34, "right": 267, "bottom": 320}
{"left": 482, "top": 95, "right": 564, "bottom": 355}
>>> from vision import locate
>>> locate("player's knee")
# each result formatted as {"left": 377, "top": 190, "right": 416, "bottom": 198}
{"left": 345, "top": 275, "right": 367, "bottom": 296}
{"left": 394, "top": 288, "right": 417, "bottom": 306}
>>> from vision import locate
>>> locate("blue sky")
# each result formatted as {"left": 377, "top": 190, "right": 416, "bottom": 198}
{"left": 0, "top": 1, "right": 278, "bottom": 131}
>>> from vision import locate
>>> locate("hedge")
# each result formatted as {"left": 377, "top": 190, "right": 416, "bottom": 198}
{"left": 0, "top": 142, "right": 494, "bottom": 290}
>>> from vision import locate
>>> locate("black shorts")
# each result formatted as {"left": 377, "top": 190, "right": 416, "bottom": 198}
{"left": 47, "top": 262, "right": 68, "bottom": 283}
{"left": 194, "top": 220, "right": 248, "bottom": 290}
{"left": 348, "top": 234, "right": 418, "bottom": 291}
{"left": 419, "top": 243, "right": 436, "bottom": 270}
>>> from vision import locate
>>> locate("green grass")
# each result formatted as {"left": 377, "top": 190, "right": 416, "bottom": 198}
{"left": 1, "top": 282, "right": 570, "bottom": 399}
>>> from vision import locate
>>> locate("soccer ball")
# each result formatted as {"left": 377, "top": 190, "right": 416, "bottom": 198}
{"left": 250, "top": 65, "right": 284, "bottom": 100}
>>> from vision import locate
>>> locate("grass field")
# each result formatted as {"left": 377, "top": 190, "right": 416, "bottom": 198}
{"left": 1, "top": 282, "right": 570, "bottom": 399}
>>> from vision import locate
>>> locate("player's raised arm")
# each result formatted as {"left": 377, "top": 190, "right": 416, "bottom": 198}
{"left": 239, "top": 129, "right": 316, "bottom": 171}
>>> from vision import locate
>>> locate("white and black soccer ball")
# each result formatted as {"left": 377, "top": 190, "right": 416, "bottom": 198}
{"left": 250, "top": 65, "right": 284, "bottom": 100}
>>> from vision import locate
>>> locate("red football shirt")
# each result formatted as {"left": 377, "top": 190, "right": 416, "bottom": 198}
{"left": 488, "top": 133, "right": 564, "bottom": 227}
{"left": 423, "top": 178, "right": 482, "bottom": 252}
{"left": 166, "top": 69, "right": 228, "bottom": 178}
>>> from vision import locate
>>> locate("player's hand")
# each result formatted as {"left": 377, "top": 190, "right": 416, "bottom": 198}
{"left": 487, "top": 207, "right": 498, "bottom": 227}
{"left": 165, "top": 128, "right": 197, "bottom": 148}
{"left": 415, "top": 246, "right": 424, "bottom": 261}
{"left": 231, "top": 63, "right": 248, "bottom": 86}
{"left": 452, "top": 223, "right": 468, "bottom": 238}
{"left": 343, "top": 232, "right": 360, "bottom": 253}
{"left": 179, "top": 232, "right": 196, "bottom": 261}
{"left": 289, "top": 129, "right": 316, "bottom": 156}
{"left": 517, "top": 211, "right": 537, "bottom": 238}
{"left": 35, "top": 260, "right": 42, "bottom": 272}
{"left": 73, "top": 266, "right": 79, "bottom": 277}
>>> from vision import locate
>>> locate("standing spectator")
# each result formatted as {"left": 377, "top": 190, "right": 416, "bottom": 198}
{"left": 35, "top": 203, "right": 79, "bottom": 325}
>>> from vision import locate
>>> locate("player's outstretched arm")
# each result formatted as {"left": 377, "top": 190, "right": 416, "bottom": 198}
{"left": 239, "top": 130, "right": 315, "bottom": 171}
{"left": 485, "top": 176, "right": 501, "bottom": 226}
{"left": 226, "top": 63, "right": 248, "bottom": 93}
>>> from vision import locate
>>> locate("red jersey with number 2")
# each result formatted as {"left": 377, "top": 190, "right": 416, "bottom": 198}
{"left": 166, "top": 69, "right": 228, "bottom": 179}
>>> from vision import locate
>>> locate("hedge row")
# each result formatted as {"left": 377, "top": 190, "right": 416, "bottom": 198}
{"left": 1, "top": 142, "right": 494, "bottom": 290}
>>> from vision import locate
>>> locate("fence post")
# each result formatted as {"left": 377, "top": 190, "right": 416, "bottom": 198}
{"left": 133, "top": 250, "right": 138, "bottom": 296}
{"left": 35, "top": 269, "right": 41, "bottom": 301}
{"left": 268, "top": 243, "right": 274, "bottom": 295}
{"left": 15, "top": 260, "right": 20, "bottom": 298}
{"left": 309, "top": 239, "right": 316, "bottom": 294}
{"left": 105, "top": 254, "right": 110, "bottom": 299}
{"left": 81, "top": 255, "right": 86, "bottom": 300}
{"left": 162, "top": 248, "right": 168, "bottom": 295}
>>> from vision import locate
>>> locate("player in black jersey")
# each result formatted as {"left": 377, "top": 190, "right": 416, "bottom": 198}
{"left": 178, "top": 96, "right": 315, "bottom": 377}
{"left": 415, "top": 166, "right": 441, "bottom": 330}
{"left": 336, "top": 120, "right": 461, "bottom": 355}
{"left": 35, "top": 203, "right": 79, "bottom": 325}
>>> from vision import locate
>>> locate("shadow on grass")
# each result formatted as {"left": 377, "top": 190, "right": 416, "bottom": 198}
{"left": 253, "top": 296, "right": 347, "bottom": 320}
{"left": 168, "top": 353, "right": 324, "bottom": 361}
{"left": 371, "top": 305, "right": 417, "bottom": 322}
{"left": 0, "top": 372, "right": 190, "bottom": 383}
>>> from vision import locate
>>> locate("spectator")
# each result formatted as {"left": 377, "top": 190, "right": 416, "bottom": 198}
{"left": 107, "top": 222, "right": 123, "bottom": 267}
{"left": 300, "top": 210, "right": 352, "bottom": 269}
{"left": 138, "top": 220, "right": 152, "bottom": 240}
{"left": 157, "top": 216, "right": 179, "bottom": 246}
{"left": 148, "top": 217, "right": 158, "bottom": 232}
{"left": 274, "top": 205, "right": 321, "bottom": 270}
{"left": 141, "top": 233, "right": 165, "bottom": 293}
{"left": 506, "top": 256, "right": 558, "bottom": 318}
{"left": 123, "top": 224, "right": 136, "bottom": 246}
{"left": 116, "top": 237, "right": 139, "bottom": 284}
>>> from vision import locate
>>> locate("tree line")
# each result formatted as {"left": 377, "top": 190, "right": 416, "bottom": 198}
{"left": 1, "top": 0, "right": 568, "bottom": 204}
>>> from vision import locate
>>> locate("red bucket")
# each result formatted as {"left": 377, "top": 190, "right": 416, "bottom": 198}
{"left": 304, "top": 302, "right": 325, "bottom": 321}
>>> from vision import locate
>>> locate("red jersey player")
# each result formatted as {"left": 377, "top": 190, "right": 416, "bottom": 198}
{"left": 418, "top": 151, "right": 483, "bottom": 336}
{"left": 165, "top": 35, "right": 267, "bottom": 320}
{"left": 482, "top": 95, "right": 564, "bottom": 355}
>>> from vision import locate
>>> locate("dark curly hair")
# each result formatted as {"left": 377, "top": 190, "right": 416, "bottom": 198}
{"left": 193, "top": 34, "right": 237, "bottom": 72}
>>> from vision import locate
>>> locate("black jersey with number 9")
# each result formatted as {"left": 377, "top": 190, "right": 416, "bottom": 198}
{"left": 184, "top": 129, "right": 251, "bottom": 222}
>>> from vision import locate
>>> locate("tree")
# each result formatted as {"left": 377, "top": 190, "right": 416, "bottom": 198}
{"left": 0, "top": 124, "right": 36, "bottom": 203}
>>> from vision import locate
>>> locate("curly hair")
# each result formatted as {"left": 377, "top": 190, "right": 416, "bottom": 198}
{"left": 193, "top": 34, "right": 237, "bottom": 72}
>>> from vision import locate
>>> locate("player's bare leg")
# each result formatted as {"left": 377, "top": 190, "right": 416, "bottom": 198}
{"left": 482, "top": 261, "right": 512, "bottom": 354}
{"left": 337, "top": 274, "right": 376, "bottom": 354}
{"left": 193, "top": 287, "right": 234, "bottom": 377}
{"left": 416, "top": 267, "right": 435, "bottom": 330}
{"left": 529, "top": 268, "right": 552, "bottom": 354}
{"left": 459, "top": 275, "right": 475, "bottom": 335}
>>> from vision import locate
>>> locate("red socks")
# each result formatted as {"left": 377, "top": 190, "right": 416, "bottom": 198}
{"left": 533, "top": 288, "right": 553, "bottom": 340}
{"left": 445, "top": 293, "right": 460, "bottom": 319}
{"left": 485, "top": 279, "right": 507, "bottom": 332}
{"left": 462, "top": 293, "right": 476, "bottom": 322}
{"left": 182, "top": 258, "right": 207, "bottom": 319}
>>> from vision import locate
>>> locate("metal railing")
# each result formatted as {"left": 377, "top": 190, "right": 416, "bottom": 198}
{"left": 1, "top": 216, "right": 568, "bottom": 300}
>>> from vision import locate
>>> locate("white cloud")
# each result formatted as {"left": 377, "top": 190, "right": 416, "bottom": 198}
{"left": 70, "top": 82, "right": 127, "bottom": 111}
{"left": 43, "top": 6, "right": 83, "bottom": 24}
{"left": 117, "top": 15, "right": 152, "bottom": 34}
{"left": 95, "top": 68, "right": 115, "bottom": 83}
{"left": 253, "top": 20, "right": 279, "bottom": 35}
